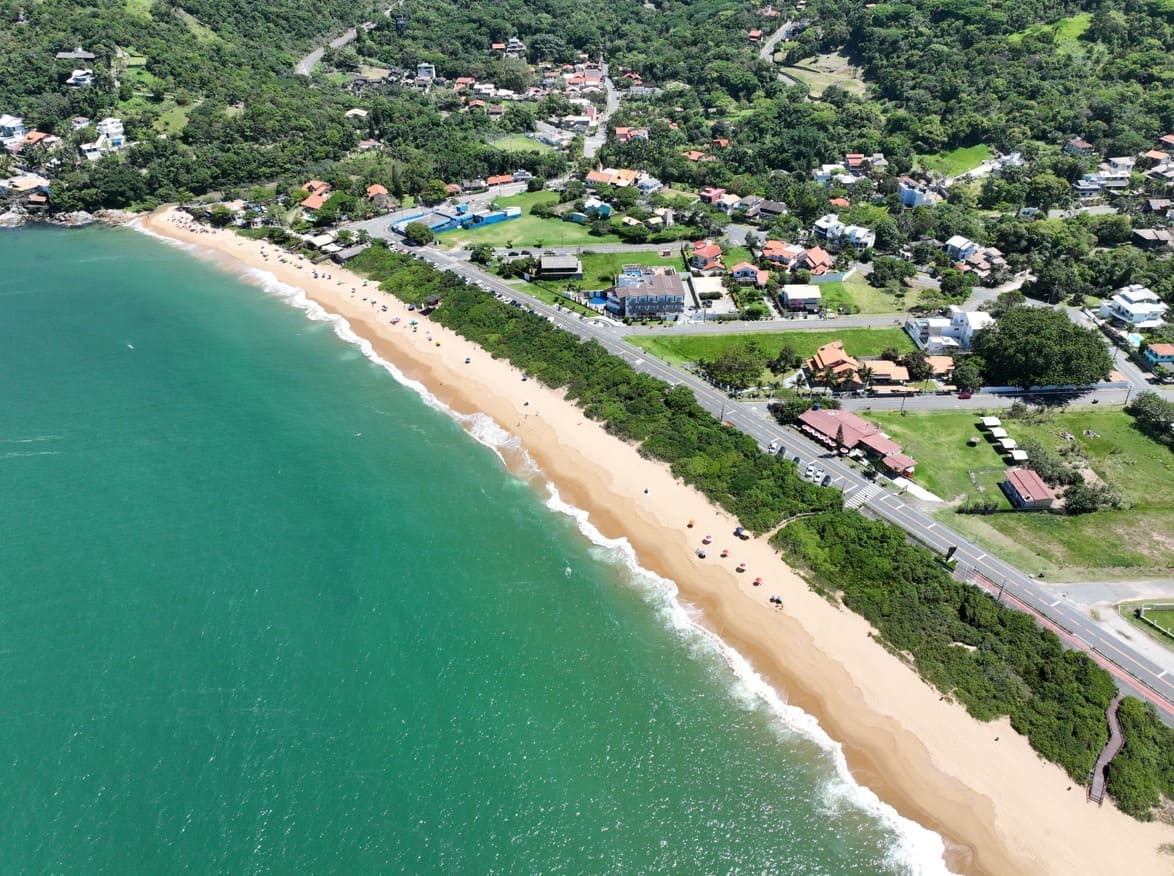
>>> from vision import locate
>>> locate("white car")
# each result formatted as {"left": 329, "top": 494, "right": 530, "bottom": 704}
{"left": 768, "top": 439, "right": 781, "bottom": 454}
{"left": 804, "top": 464, "right": 816, "bottom": 479}
{"left": 814, "top": 468, "right": 826, "bottom": 482}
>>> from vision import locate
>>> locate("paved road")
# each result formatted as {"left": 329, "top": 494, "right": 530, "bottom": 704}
{"left": 758, "top": 20, "right": 801, "bottom": 87}
{"left": 295, "top": 28, "right": 358, "bottom": 76}
{"left": 403, "top": 245, "right": 1174, "bottom": 720}
{"left": 583, "top": 68, "right": 619, "bottom": 159}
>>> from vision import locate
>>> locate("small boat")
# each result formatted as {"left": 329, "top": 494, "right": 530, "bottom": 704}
{"left": 753, "top": 577, "right": 763, "bottom": 586}
{"left": 687, "top": 519, "right": 696, "bottom": 528}
{"left": 720, "top": 549, "right": 729, "bottom": 558}
{"left": 736, "top": 563, "right": 747, "bottom": 573}
{"left": 391, "top": 317, "right": 401, "bottom": 324}
{"left": 696, "top": 548, "right": 708, "bottom": 558}
{"left": 465, "top": 357, "right": 471, "bottom": 364}
{"left": 702, "top": 534, "right": 713, "bottom": 545}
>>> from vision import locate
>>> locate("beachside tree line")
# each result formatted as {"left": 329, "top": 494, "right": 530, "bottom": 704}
{"left": 348, "top": 242, "right": 1174, "bottom": 821}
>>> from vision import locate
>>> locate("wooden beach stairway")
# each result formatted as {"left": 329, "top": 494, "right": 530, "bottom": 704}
{"left": 1088, "top": 693, "right": 1126, "bottom": 806}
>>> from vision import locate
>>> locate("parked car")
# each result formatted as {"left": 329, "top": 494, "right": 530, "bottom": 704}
{"left": 958, "top": 391, "right": 973, "bottom": 399}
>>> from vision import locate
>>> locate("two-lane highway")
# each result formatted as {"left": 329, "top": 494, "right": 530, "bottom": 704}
{"left": 412, "top": 245, "right": 1174, "bottom": 720}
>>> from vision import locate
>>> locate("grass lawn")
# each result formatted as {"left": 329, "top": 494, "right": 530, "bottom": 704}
{"left": 917, "top": 145, "right": 992, "bottom": 178}
{"left": 579, "top": 251, "right": 683, "bottom": 287}
{"left": 630, "top": 327, "right": 914, "bottom": 368}
{"left": 781, "top": 52, "right": 868, "bottom": 96}
{"left": 444, "top": 214, "right": 620, "bottom": 248}
{"left": 154, "top": 102, "right": 193, "bottom": 136}
{"left": 1120, "top": 603, "right": 1174, "bottom": 652}
{"left": 839, "top": 272, "right": 922, "bottom": 314}
{"left": 1007, "top": 13, "right": 1091, "bottom": 50}
{"left": 504, "top": 279, "right": 598, "bottom": 316}
{"left": 658, "top": 187, "right": 699, "bottom": 203}
{"left": 490, "top": 134, "right": 553, "bottom": 153}
{"left": 493, "top": 190, "right": 558, "bottom": 210}
{"left": 872, "top": 408, "right": 1174, "bottom": 578}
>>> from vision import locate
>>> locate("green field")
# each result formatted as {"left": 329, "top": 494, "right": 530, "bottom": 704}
{"left": 1141, "top": 608, "right": 1174, "bottom": 633}
{"left": 154, "top": 103, "right": 193, "bottom": 135}
{"left": 780, "top": 52, "right": 868, "bottom": 96}
{"left": 870, "top": 408, "right": 1174, "bottom": 578}
{"left": 917, "top": 145, "right": 992, "bottom": 178}
{"left": 503, "top": 279, "right": 597, "bottom": 316}
{"left": 579, "top": 251, "right": 683, "bottom": 287}
{"left": 1007, "top": 13, "right": 1092, "bottom": 50}
{"left": 490, "top": 134, "right": 553, "bottom": 153}
{"left": 629, "top": 327, "right": 914, "bottom": 368}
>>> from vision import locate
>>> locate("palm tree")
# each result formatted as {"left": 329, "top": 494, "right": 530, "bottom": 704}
{"left": 857, "top": 365, "right": 874, "bottom": 393}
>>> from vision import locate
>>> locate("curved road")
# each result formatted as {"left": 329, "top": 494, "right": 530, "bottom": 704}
{"left": 405, "top": 244, "right": 1174, "bottom": 722}
{"left": 295, "top": 27, "right": 358, "bottom": 76}
{"left": 758, "top": 20, "right": 801, "bottom": 87}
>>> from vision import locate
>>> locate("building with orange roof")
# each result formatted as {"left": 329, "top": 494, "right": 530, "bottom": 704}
{"left": 585, "top": 169, "right": 616, "bottom": 186}
{"left": 487, "top": 174, "right": 514, "bottom": 186}
{"left": 689, "top": 240, "right": 724, "bottom": 273}
{"left": 806, "top": 341, "right": 859, "bottom": 384}
{"left": 300, "top": 192, "right": 330, "bottom": 211}
{"left": 762, "top": 240, "right": 805, "bottom": 268}
{"left": 799, "top": 246, "right": 835, "bottom": 275}
{"left": 366, "top": 184, "right": 389, "bottom": 198}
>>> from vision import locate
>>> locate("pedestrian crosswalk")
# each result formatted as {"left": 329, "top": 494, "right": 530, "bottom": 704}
{"left": 844, "top": 482, "right": 882, "bottom": 510}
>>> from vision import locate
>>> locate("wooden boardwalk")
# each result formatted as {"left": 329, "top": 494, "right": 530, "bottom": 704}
{"left": 1088, "top": 693, "right": 1126, "bottom": 806}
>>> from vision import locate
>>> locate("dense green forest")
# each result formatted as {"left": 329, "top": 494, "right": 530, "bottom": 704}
{"left": 789, "top": 0, "right": 1174, "bottom": 156}
{"left": 337, "top": 241, "right": 1174, "bottom": 820}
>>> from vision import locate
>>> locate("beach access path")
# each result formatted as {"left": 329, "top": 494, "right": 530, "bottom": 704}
{"left": 137, "top": 208, "right": 1174, "bottom": 876}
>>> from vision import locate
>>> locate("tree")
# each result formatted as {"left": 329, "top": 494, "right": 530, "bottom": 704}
{"left": 702, "top": 343, "right": 763, "bottom": 391}
{"left": 871, "top": 256, "right": 916, "bottom": 287}
{"left": 971, "top": 307, "right": 1113, "bottom": 390}
{"left": 403, "top": 222, "right": 435, "bottom": 246}
{"left": 903, "top": 349, "right": 933, "bottom": 382}
{"left": 420, "top": 179, "right": 448, "bottom": 205}
{"left": 951, "top": 358, "right": 983, "bottom": 392}
{"left": 470, "top": 243, "right": 493, "bottom": 265}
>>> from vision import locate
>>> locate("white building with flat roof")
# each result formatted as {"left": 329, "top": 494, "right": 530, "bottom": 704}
{"left": 1100, "top": 284, "right": 1167, "bottom": 328}
{"left": 0, "top": 114, "right": 27, "bottom": 150}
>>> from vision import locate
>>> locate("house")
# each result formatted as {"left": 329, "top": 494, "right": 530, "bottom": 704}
{"left": 66, "top": 68, "right": 94, "bottom": 87}
{"left": 904, "top": 307, "right": 992, "bottom": 353}
{"left": 780, "top": 283, "right": 822, "bottom": 312}
{"left": 812, "top": 163, "right": 844, "bottom": 185}
{"left": 0, "top": 114, "right": 28, "bottom": 150}
{"left": 584, "top": 169, "right": 616, "bottom": 187}
{"left": 416, "top": 62, "right": 436, "bottom": 80}
{"left": 715, "top": 192, "right": 742, "bottom": 214}
{"left": 486, "top": 174, "right": 514, "bottom": 186}
{"left": 454, "top": 77, "right": 476, "bottom": 90}
{"left": 748, "top": 28, "right": 763, "bottom": 43}
{"left": 763, "top": 240, "right": 805, "bottom": 267}
{"left": 898, "top": 177, "right": 939, "bottom": 208}
{"left": 712, "top": 137, "right": 730, "bottom": 149}
{"left": 813, "top": 213, "right": 875, "bottom": 250}
{"left": 1002, "top": 468, "right": 1056, "bottom": 511}
{"left": 96, "top": 117, "right": 125, "bottom": 146}
{"left": 19, "top": 131, "right": 59, "bottom": 151}
{"left": 865, "top": 359, "right": 909, "bottom": 384}
{"left": 796, "top": 408, "right": 916, "bottom": 474}
{"left": 582, "top": 196, "right": 611, "bottom": 217}
{"left": 1063, "top": 137, "right": 1096, "bottom": 157}
{"left": 505, "top": 37, "right": 526, "bottom": 58}
{"left": 301, "top": 179, "right": 332, "bottom": 197}
{"left": 828, "top": 196, "right": 850, "bottom": 209}
{"left": 1101, "top": 284, "right": 1168, "bottom": 328}
{"left": 730, "top": 262, "right": 769, "bottom": 287}
{"left": 636, "top": 176, "right": 663, "bottom": 195}
{"left": 926, "top": 355, "right": 954, "bottom": 379}
{"left": 300, "top": 192, "right": 330, "bottom": 211}
{"left": 344, "top": 108, "right": 368, "bottom": 120}
{"left": 1142, "top": 343, "right": 1174, "bottom": 368}
{"left": 537, "top": 255, "right": 583, "bottom": 280}
{"left": 606, "top": 265, "right": 686, "bottom": 318}
{"left": 614, "top": 126, "right": 649, "bottom": 144}
{"left": 799, "top": 246, "right": 834, "bottom": 276}
{"left": 1146, "top": 198, "right": 1172, "bottom": 214}
{"left": 752, "top": 199, "right": 788, "bottom": 221}
{"left": 947, "top": 306, "right": 994, "bottom": 347}
{"left": 689, "top": 240, "right": 724, "bottom": 273}
{"left": 682, "top": 150, "right": 715, "bottom": 162}
{"left": 806, "top": 341, "right": 859, "bottom": 384}
{"left": 945, "top": 235, "right": 980, "bottom": 261}
{"left": 699, "top": 186, "right": 726, "bottom": 205}
{"left": 1133, "top": 229, "right": 1174, "bottom": 249}
{"left": 0, "top": 171, "right": 50, "bottom": 200}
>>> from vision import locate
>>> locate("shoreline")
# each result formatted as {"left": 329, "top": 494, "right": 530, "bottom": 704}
{"left": 135, "top": 207, "right": 1174, "bottom": 874}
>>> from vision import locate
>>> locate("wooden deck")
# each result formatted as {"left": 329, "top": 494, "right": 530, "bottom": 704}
{"left": 1088, "top": 693, "right": 1125, "bottom": 806}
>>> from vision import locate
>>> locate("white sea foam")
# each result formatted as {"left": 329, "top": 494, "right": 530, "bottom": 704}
{"left": 131, "top": 219, "right": 953, "bottom": 874}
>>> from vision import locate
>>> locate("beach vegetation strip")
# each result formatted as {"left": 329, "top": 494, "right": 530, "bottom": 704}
{"left": 629, "top": 328, "right": 915, "bottom": 369}
{"left": 348, "top": 243, "right": 1174, "bottom": 821}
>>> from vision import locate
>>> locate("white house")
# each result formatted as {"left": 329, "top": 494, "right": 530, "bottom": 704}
{"left": 81, "top": 117, "right": 126, "bottom": 161}
{"left": 0, "top": 114, "right": 27, "bottom": 150}
{"left": 813, "top": 213, "right": 876, "bottom": 250}
{"left": 636, "top": 176, "right": 662, "bottom": 195}
{"left": 904, "top": 306, "right": 992, "bottom": 353}
{"left": 66, "top": 68, "right": 94, "bottom": 87}
{"left": 780, "top": 283, "right": 822, "bottom": 312}
{"left": 1100, "top": 284, "right": 1167, "bottom": 328}
{"left": 715, "top": 192, "right": 742, "bottom": 214}
{"left": 945, "top": 235, "right": 980, "bottom": 261}
{"left": 416, "top": 62, "right": 436, "bottom": 80}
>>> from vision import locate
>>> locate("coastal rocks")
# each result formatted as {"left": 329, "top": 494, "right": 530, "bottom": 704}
{"left": 0, "top": 208, "right": 27, "bottom": 227}
{"left": 52, "top": 211, "right": 96, "bottom": 227}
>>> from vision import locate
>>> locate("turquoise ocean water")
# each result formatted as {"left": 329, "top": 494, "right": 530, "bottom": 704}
{"left": 0, "top": 225, "right": 948, "bottom": 874}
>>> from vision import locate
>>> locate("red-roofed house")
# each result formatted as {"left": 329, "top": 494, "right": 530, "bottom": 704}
{"left": 748, "top": 29, "right": 763, "bottom": 42}
{"left": 762, "top": 240, "right": 805, "bottom": 268}
{"left": 730, "top": 262, "right": 769, "bottom": 287}
{"left": 366, "top": 184, "right": 388, "bottom": 198}
{"left": 828, "top": 196, "right": 850, "bottom": 209}
{"left": 682, "top": 149, "right": 714, "bottom": 162}
{"left": 585, "top": 169, "right": 616, "bottom": 186}
{"left": 1159, "top": 134, "right": 1174, "bottom": 149}
{"left": 300, "top": 192, "right": 329, "bottom": 211}
{"left": 301, "top": 179, "right": 331, "bottom": 197}
{"left": 806, "top": 341, "right": 859, "bottom": 385}
{"left": 797, "top": 408, "right": 916, "bottom": 473}
{"left": 614, "top": 126, "right": 649, "bottom": 143}
{"left": 712, "top": 137, "right": 730, "bottom": 149}
{"left": 689, "top": 240, "right": 724, "bottom": 273}
{"left": 699, "top": 186, "right": 726, "bottom": 204}
{"left": 444, "top": 183, "right": 463, "bottom": 195}
{"left": 487, "top": 174, "right": 514, "bottom": 186}
{"left": 1143, "top": 149, "right": 1169, "bottom": 162}
{"left": 1142, "top": 343, "right": 1174, "bottom": 368}
{"left": 865, "top": 360, "right": 909, "bottom": 384}
{"left": 799, "top": 246, "right": 835, "bottom": 276}
{"left": 1002, "top": 468, "right": 1056, "bottom": 510}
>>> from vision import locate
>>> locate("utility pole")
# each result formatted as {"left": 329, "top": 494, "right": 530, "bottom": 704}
{"left": 997, "top": 577, "right": 1007, "bottom": 603}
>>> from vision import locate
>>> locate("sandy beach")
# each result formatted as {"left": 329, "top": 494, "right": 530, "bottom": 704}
{"left": 139, "top": 207, "right": 1174, "bottom": 875}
